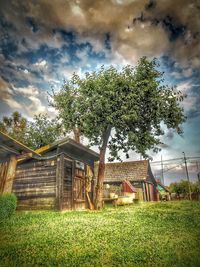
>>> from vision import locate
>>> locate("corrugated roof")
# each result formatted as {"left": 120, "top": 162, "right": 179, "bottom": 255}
{"left": 104, "top": 160, "right": 149, "bottom": 183}
{"left": 0, "top": 131, "right": 38, "bottom": 162}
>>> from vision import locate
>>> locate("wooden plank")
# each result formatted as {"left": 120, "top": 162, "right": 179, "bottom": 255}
{"left": 71, "top": 160, "right": 75, "bottom": 209}
{"left": 62, "top": 159, "right": 73, "bottom": 210}
{"left": 13, "top": 187, "right": 56, "bottom": 194}
{"left": 16, "top": 192, "right": 56, "bottom": 200}
{"left": 17, "top": 159, "right": 56, "bottom": 169}
{"left": 3, "top": 155, "right": 17, "bottom": 193}
{"left": 16, "top": 165, "right": 56, "bottom": 174}
{"left": 15, "top": 169, "right": 56, "bottom": 178}
{"left": 60, "top": 154, "right": 65, "bottom": 210}
{"left": 13, "top": 182, "right": 55, "bottom": 189}
{"left": 56, "top": 155, "right": 62, "bottom": 210}
{"left": 16, "top": 197, "right": 56, "bottom": 210}
{"left": 0, "top": 162, "right": 8, "bottom": 193}
{"left": 16, "top": 197, "right": 55, "bottom": 205}
{"left": 17, "top": 205, "right": 54, "bottom": 210}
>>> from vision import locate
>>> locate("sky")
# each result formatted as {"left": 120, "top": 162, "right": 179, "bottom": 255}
{"left": 0, "top": 0, "right": 200, "bottom": 185}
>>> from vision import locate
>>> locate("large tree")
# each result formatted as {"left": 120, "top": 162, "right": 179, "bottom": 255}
{"left": 52, "top": 57, "right": 185, "bottom": 209}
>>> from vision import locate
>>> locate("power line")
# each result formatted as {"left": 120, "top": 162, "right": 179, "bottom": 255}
{"left": 151, "top": 156, "right": 200, "bottom": 164}
{"left": 154, "top": 163, "right": 183, "bottom": 175}
{"left": 151, "top": 157, "right": 183, "bottom": 164}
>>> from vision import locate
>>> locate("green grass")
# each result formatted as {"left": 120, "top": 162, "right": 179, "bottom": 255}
{"left": 0, "top": 201, "right": 200, "bottom": 267}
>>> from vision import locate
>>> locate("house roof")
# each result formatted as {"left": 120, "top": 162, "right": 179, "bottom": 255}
{"left": 35, "top": 137, "right": 100, "bottom": 163}
{"left": 104, "top": 160, "right": 153, "bottom": 183}
{"left": 0, "top": 131, "right": 38, "bottom": 163}
{"left": 156, "top": 182, "right": 170, "bottom": 193}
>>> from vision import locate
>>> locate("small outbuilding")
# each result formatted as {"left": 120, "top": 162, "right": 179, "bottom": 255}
{"left": 156, "top": 181, "right": 171, "bottom": 201}
{"left": 12, "top": 138, "right": 99, "bottom": 210}
{"left": 103, "top": 160, "right": 158, "bottom": 201}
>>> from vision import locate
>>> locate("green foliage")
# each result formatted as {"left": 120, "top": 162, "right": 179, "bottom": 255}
{"left": 0, "top": 112, "right": 62, "bottom": 149}
{"left": 0, "top": 111, "right": 28, "bottom": 144}
{"left": 52, "top": 57, "right": 185, "bottom": 160}
{"left": 0, "top": 201, "right": 200, "bottom": 267}
{"left": 0, "top": 193, "right": 17, "bottom": 222}
{"left": 25, "top": 113, "right": 62, "bottom": 149}
{"left": 169, "top": 180, "right": 200, "bottom": 194}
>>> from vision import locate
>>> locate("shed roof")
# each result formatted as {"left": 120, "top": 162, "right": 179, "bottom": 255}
{"left": 156, "top": 182, "right": 170, "bottom": 193}
{"left": 35, "top": 137, "right": 100, "bottom": 164}
{"left": 0, "top": 131, "right": 38, "bottom": 163}
{"left": 104, "top": 160, "right": 153, "bottom": 183}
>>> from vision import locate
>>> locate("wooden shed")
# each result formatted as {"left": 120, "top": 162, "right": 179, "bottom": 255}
{"left": 12, "top": 138, "right": 99, "bottom": 210}
{"left": 0, "top": 131, "right": 38, "bottom": 193}
{"left": 103, "top": 160, "right": 158, "bottom": 201}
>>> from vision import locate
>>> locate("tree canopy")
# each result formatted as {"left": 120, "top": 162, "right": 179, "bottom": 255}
{"left": 51, "top": 57, "right": 186, "bottom": 209}
{"left": 0, "top": 111, "right": 28, "bottom": 144}
{"left": 25, "top": 113, "right": 62, "bottom": 149}
{"left": 169, "top": 180, "right": 200, "bottom": 194}
{"left": 52, "top": 57, "right": 185, "bottom": 159}
{"left": 0, "top": 112, "right": 61, "bottom": 150}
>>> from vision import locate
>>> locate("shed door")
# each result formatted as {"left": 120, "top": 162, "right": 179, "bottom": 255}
{"left": 63, "top": 159, "right": 73, "bottom": 209}
{"left": 73, "top": 164, "right": 86, "bottom": 209}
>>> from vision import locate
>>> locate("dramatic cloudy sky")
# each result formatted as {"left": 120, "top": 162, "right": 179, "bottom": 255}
{"left": 0, "top": 0, "right": 200, "bottom": 184}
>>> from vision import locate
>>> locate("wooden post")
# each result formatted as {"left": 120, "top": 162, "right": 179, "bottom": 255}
{"left": 2, "top": 156, "right": 17, "bottom": 193}
{"left": 71, "top": 160, "right": 75, "bottom": 210}
{"left": 0, "top": 162, "right": 7, "bottom": 193}
{"left": 56, "top": 155, "right": 64, "bottom": 210}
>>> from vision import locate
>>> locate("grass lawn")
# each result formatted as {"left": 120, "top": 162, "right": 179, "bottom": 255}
{"left": 0, "top": 201, "right": 200, "bottom": 267}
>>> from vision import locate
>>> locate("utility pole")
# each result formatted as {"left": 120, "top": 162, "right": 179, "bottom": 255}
{"left": 161, "top": 155, "right": 164, "bottom": 185}
{"left": 182, "top": 152, "right": 192, "bottom": 200}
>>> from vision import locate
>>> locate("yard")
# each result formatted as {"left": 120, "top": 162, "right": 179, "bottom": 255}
{"left": 0, "top": 201, "right": 200, "bottom": 267}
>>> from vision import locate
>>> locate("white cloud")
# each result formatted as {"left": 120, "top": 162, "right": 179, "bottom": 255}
{"left": 33, "top": 60, "right": 47, "bottom": 67}
{"left": 0, "top": 77, "right": 13, "bottom": 98}
{"left": 13, "top": 85, "right": 39, "bottom": 96}
{"left": 4, "top": 98, "right": 22, "bottom": 109}
{"left": 176, "top": 81, "right": 192, "bottom": 93}
{"left": 23, "top": 69, "right": 29, "bottom": 74}
{"left": 27, "top": 96, "right": 47, "bottom": 115}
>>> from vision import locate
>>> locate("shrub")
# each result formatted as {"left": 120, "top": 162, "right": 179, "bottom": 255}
{"left": 0, "top": 193, "right": 17, "bottom": 222}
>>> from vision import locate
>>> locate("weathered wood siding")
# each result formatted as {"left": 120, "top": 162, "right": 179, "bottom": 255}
{"left": 0, "top": 161, "right": 8, "bottom": 193}
{"left": 63, "top": 158, "right": 73, "bottom": 209}
{"left": 12, "top": 159, "right": 57, "bottom": 210}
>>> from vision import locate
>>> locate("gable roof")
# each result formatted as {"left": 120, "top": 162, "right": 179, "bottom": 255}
{"left": 104, "top": 160, "right": 155, "bottom": 183}
{"left": 0, "top": 131, "right": 38, "bottom": 163}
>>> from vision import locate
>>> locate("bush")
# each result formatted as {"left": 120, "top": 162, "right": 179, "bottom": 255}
{"left": 0, "top": 193, "right": 17, "bottom": 222}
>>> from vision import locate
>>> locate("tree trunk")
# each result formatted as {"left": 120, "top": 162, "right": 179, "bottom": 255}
{"left": 73, "top": 128, "right": 80, "bottom": 143}
{"left": 94, "top": 126, "right": 111, "bottom": 209}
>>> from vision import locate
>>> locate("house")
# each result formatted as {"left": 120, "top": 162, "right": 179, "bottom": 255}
{"left": 103, "top": 160, "right": 158, "bottom": 201}
{"left": 0, "top": 131, "right": 38, "bottom": 193}
{"left": 12, "top": 138, "right": 99, "bottom": 210}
